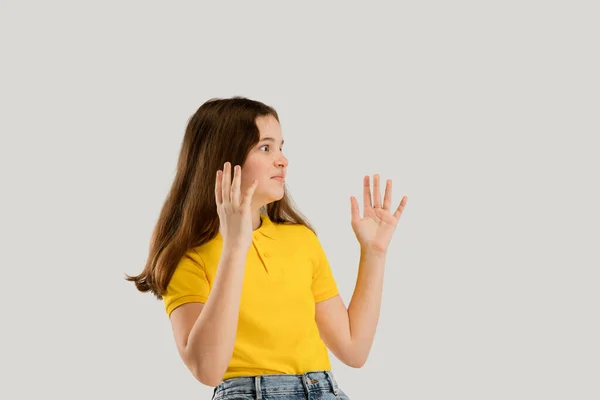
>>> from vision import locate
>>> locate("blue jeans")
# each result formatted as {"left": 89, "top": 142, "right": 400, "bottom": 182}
{"left": 211, "top": 370, "right": 350, "bottom": 400}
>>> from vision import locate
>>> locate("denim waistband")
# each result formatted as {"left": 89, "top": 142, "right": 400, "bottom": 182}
{"left": 213, "top": 370, "right": 339, "bottom": 399}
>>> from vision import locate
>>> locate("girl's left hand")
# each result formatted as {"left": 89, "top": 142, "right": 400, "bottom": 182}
{"left": 350, "top": 174, "right": 408, "bottom": 254}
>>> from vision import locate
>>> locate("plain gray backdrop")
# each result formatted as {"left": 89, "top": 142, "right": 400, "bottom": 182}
{"left": 1, "top": 1, "right": 598, "bottom": 399}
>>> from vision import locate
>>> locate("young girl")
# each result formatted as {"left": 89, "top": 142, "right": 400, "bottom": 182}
{"left": 126, "top": 97, "right": 407, "bottom": 400}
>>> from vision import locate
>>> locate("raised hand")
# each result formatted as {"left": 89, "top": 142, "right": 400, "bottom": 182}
{"left": 350, "top": 174, "right": 407, "bottom": 254}
{"left": 215, "top": 162, "right": 258, "bottom": 250}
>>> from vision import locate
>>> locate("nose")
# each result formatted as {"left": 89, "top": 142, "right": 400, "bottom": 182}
{"left": 275, "top": 153, "right": 288, "bottom": 168}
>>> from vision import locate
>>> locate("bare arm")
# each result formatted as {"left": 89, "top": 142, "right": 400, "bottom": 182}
{"left": 315, "top": 249, "right": 386, "bottom": 368}
{"left": 189, "top": 245, "right": 249, "bottom": 384}
{"left": 170, "top": 244, "right": 248, "bottom": 386}
{"left": 316, "top": 174, "right": 407, "bottom": 368}
{"left": 347, "top": 249, "right": 386, "bottom": 364}
{"left": 171, "top": 161, "right": 259, "bottom": 386}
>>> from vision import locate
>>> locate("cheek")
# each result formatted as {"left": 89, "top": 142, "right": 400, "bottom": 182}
{"left": 241, "top": 160, "right": 261, "bottom": 186}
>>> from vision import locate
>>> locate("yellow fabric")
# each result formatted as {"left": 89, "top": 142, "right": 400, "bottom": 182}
{"left": 163, "top": 213, "right": 339, "bottom": 380}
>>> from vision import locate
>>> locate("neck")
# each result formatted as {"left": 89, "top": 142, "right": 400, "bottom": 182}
{"left": 251, "top": 203, "right": 264, "bottom": 231}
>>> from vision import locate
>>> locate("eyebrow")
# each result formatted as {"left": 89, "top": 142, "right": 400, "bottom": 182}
{"left": 259, "top": 137, "right": 284, "bottom": 145}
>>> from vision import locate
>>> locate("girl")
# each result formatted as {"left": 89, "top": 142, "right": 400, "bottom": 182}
{"left": 126, "top": 97, "right": 407, "bottom": 400}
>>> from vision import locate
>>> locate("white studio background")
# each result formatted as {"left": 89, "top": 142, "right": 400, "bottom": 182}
{"left": 1, "top": 1, "right": 598, "bottom": 399}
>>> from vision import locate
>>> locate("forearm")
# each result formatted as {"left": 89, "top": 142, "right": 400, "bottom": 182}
{"left": 186, "top": 245, "right": 248, "bottom": 385}
{"left": 347, "top": 248, "right": 387, "bottom": 366}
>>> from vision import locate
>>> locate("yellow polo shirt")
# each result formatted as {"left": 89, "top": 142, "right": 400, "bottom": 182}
{"left": 163, "top": 213, "right": 339, "bottom": 380}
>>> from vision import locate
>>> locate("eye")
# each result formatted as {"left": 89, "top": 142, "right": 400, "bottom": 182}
{"left": 259, "top": 145, "right": 284, "bottom": 152}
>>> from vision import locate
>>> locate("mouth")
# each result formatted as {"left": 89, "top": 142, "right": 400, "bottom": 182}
{"left": 271, "top": 176, "right": 285, "bottom": 182}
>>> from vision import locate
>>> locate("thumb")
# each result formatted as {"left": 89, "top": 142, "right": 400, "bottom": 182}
{"left": 350, "top": 196, "right": 360, "bottom": 225}
{"left": 242, "top": 180, "right": 258, "bottom": 207}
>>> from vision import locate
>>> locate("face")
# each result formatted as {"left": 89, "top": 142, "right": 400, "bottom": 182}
{"left": 241, "top": 114, "right": 289, "bottom": 209}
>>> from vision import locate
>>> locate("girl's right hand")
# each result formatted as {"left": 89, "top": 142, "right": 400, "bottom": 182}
{"left": 215, "top": 162, "right": 258, "bottom": 251}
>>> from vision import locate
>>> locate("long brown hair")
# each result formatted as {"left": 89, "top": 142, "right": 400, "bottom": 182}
{"left": 125, "top": 97, "right": 314, "bottom": 300}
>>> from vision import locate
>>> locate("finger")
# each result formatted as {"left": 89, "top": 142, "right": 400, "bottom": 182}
{"left": 231, "top": 165, "right": 241, "bottom": 206}
{"left": 373, "top": 174, "right": 382, "bottom": 208}
{"left": 222, "top": 162, "right": 231, "bottom": 204}
{"left": 383, "top": 179, "right": 392, "bottom": 210}
{"left": 242, "top": 179, "right": 258, "bottom": 207}
{"left": 350, "top": 196, "right": 361, "bottom": 224}
{"left": 362, "top": 175, "right": 372, "bottom": 209}
{"left": 215, "top": 169, "right": 223, "bottom": 205}
{"left": 393, "top": 196, "right": 408, "bottom": 219}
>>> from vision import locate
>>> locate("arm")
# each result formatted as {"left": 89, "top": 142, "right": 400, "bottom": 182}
{"left": 171, "top": 162, "right": 258, "bottom": 386}
{"left": 170, "top": 245, "right": 248, "bottom": 386}
{"left": 315, "top": 249, "right": 386, "bottom": 368}
{"left": 316, "top": 173, "right": 407, "bottom": 368}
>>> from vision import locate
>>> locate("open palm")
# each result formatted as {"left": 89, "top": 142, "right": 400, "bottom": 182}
{"left": 351, "top": 174, "right": 408, "bottom": 253}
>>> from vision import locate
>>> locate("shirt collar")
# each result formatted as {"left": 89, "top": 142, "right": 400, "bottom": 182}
{"left": 214, "top": 213, "right": 277, "bottom": 243}
{"left": 256, "top": 213, "right": 277, "bottom": 240}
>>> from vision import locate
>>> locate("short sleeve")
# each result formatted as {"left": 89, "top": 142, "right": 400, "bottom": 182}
{"left": 163, "top": 249, "right": 209, "bottom": 317}
{"left": 310, "top": 232, "right": 339, "bottom": 303}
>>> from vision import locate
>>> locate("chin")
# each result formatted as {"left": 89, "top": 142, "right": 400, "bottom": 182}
{"left": 267, "top": 189, "right": 285, "bottom": 203}
{"left": 258, "top": 191, "right": 284, "bottom": 207}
